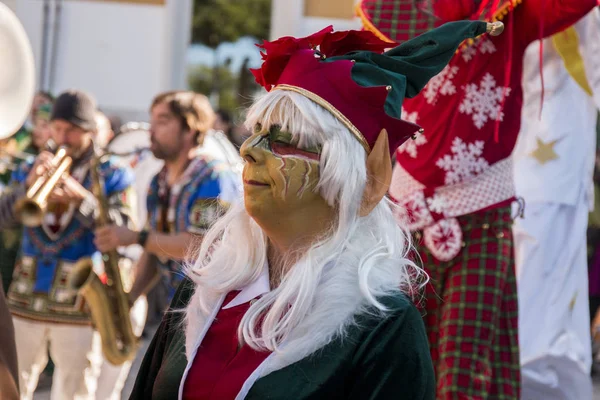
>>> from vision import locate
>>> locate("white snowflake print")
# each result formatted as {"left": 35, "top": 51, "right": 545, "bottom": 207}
{"left": 397, "top": 107, "right": 426, "bottom": 158}
{"left": 401, "top": 106, "right": 418, "bottom": 124}
{"left": 423, "top": 218, "right": 463, "bottom": 262}
{"left": 399, "top": 133, "right": 427, "bottom": 158}
{"left": 424, "top": 65, "right": 459, "bottom": 105}
{"left": 479, "top": 38, "right": 497, "bottom": 55}
{"left": 459, "top": 73, "right": 511, "bottom": 129}
{"left": 399, "top": 192, "right": 434, "bottom": 230}
{"left": 436, "top": 137, "right": 489, "bottom": 185}
{"left": 426, "top": 194, "right": 446, "bottom": 214}
{"left": 461, "top": 46, "right": 477, "bottom": 62}
{"left": 461, "top": 38, "right": 497, "bottom": 63}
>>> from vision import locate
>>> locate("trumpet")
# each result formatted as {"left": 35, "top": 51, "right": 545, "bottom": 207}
{"left": 14, "top": 146, "right": 72, "bottom": 227}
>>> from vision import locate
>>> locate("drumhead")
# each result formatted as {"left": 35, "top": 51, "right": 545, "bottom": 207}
{"left": 108, "top": 125, "right": 163, "bottom": 228}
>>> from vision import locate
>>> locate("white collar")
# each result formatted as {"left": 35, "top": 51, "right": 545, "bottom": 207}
{"left": 222, "top": 265, "right": 271, "bottom": 309}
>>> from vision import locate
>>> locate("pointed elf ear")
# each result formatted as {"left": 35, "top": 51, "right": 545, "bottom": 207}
{"left": 359, "top": 129, "right": 392, "bottom": 217}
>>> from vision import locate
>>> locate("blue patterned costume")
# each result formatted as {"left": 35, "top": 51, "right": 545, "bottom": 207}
{"left": 146, "top": 154, "right": 241, "bottom": 300}
{"left": 0, "top": 148, "right": 135, "bottom": 325}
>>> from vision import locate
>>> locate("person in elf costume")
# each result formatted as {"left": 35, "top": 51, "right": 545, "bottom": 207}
{"left": 357, "top": 0, "right": 600, "bottom": 398}
{"left": 129, "top": 20, "right": 501, "bottom": 400}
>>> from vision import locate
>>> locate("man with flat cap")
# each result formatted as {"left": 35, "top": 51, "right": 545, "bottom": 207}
{"left": 0, "top": 89, "right": 135, "bottom": 399}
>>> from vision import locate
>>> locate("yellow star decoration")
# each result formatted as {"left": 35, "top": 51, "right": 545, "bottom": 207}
{"left": 569, "top": 291, "right": 578, "bottom": 311}
{"left": 530, "top": 137, "right": 559, "bottom": 165}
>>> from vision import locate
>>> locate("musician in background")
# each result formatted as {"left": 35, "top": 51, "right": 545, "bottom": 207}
{"left": 0, "top": 103, "right": 53, "bottom": 190}
{"left": 25, "top": 91, "right": 54, "bottom": 132}
{"left": 30, "top": 103, "right": 54, "bottom": 151}
{"left": 1, "top": 103, "right": 54, "bottom": 294}
{"left": 0, "top": 92, "right": 54, "bottom": 175}
{"left": 95, "top": 90, "right": 241, "bottom": 310}
{"left": 0, "top": 89, "right": 135, "bottom": 399}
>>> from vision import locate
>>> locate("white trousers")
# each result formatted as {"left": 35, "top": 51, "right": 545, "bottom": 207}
{"left": 13, "top": 317, "right": 95, "bottom": 400}
{"left": 513, "top": 197, "right": 592, "bottom": 400}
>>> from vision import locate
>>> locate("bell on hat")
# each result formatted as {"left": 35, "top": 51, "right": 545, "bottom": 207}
{"left": 0, "top": 3, "right": 36, "bottom": 140}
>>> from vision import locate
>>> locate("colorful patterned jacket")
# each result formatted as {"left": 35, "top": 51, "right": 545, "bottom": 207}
{"left": 146, "top": 154, "right": 242, "bottom": 301}
{"left": 0, "top": 147, "right": 135, "bottom": 324}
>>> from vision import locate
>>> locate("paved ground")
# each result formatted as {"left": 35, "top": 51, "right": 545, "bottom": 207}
{"left": 31, "top": 332, "right": 600, "bottom": 399}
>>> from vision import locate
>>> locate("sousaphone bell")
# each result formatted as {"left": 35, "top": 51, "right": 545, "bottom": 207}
{"left": 0, "top": 3, "right": 35, "bottom": 141}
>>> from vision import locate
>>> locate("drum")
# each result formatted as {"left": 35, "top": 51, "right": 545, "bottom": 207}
{"left": 196, "top": 129, "right": 243, "bottom": 174}
{"left": 107, "top": 122, "right": 163, "bottom": 230}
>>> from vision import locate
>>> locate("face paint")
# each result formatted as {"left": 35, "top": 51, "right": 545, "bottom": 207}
{"left": 297, "top": 159, "right": 313, "bottom": 198}
{"left": 268, "top": 126, "right": 321, "bottom": 161}
{"left": 240, "top": 123, "right": 332, "bottom": 226}
{"left": 264, "top": 125, "right": 320, "bottom": 200}
{"left": 277, "top": 158, "right": 290, "bottom": 198}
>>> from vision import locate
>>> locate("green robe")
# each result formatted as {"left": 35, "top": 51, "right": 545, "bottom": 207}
{"left": 129, "top": 278, "right": 435, "bottom": 399}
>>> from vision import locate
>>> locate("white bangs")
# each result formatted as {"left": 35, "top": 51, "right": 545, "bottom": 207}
{"left": 244, "top": 89, "right": 332, "bottom": 152}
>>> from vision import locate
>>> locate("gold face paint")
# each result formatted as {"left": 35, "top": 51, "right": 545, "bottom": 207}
{"left": 240, "top": 124, "right": 331, "bottom": 226}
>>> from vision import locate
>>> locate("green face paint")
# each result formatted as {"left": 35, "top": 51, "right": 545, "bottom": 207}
{"left": 240, "top": 123, "right": 330, "bottom": 226}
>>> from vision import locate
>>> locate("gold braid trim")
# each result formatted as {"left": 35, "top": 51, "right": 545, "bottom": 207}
{"left": 491, "top": 0, "right": 523, "bottom": 22}
{"left": 457, "top": 0, "right": 522, "bottom": 53}
{"left": 273, "top": 84, "right": 372, "bottom": 153}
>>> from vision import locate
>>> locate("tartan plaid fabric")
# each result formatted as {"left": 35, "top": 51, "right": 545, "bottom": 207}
{"left": 415, "top": 205, "right": 520, "bottom": 399}
{"left": 359, "top": 0, "right": 438, "bottom": 42}
{"left": 357, "top": 0, "right": 516, "bottom": 42}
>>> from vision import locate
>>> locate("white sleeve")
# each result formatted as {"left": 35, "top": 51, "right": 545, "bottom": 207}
{"left": 576, "top": 8, "right": 600, "bottom": 110}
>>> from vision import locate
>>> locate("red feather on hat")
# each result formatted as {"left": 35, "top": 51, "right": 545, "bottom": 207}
{"left": 251, "top": 27, "right": 394, "bottom": 91}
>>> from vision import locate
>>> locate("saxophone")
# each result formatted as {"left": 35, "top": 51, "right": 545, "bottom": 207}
{"left": 67, "top": 152, "right": 138, "bottom": 366}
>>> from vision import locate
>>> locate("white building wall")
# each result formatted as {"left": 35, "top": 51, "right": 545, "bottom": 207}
{"left": 1, "top": 0, "right": 16, "bottom": 12}
{"left": 270, "top": 0, "right": 361, "bottom": 40}
{"left": 2, "top": 0, "right": 192, "bottom": 121}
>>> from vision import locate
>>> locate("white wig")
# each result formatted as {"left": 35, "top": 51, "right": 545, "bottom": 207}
{"left": 186, "top": 89, "right": 426, "bottom": 352}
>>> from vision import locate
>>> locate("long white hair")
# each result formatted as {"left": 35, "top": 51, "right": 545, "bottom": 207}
{"left": 186, "top": 90, "right": 426, "bottom": 352}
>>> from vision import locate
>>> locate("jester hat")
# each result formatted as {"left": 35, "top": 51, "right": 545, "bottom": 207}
{"left": 251, "top": 20, "right": 502, "bottom": 155}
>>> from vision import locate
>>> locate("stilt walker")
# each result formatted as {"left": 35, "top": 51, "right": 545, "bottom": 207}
{"left": 358, "top": 0, "right": 600, "bottom": 398}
